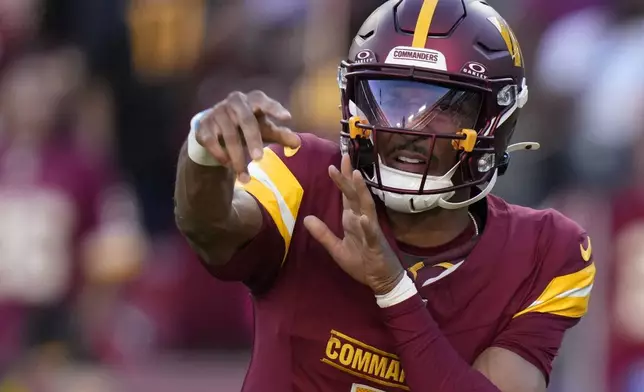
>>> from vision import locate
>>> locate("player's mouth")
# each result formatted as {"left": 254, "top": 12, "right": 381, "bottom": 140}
{"left": 386, "top": 150, "right": 436, "bottom": 175}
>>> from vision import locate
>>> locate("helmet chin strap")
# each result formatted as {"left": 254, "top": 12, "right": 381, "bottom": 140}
{"left": 438, "top": 141, "right": 540, "bottom": 210}
{"left": 438, "top": 169, "right": 498, "bottom": 210}
{"left": 367, "top": 141, "right": 541, "bottom": 213}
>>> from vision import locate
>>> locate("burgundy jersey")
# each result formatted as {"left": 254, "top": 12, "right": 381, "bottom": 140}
{"left": 204, "top": 133, "right": 595, "bottom": 392}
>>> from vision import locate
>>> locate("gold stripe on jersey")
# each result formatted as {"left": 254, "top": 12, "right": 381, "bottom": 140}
{"left": 255, "top": 148, "right": 303, "bottom": 220}
{"left": 237, "top": 147, "right": 304, "bottom": 263}
{"left": 513, "top": 262, "right": 596, "bottom": 319}
{"left": 238, "top": 178, "right": 290, "bottom": 247}
{"left": 433, "top": 262, "right": 454, "bottom": 269}
{"left": 408, "top": 262, "right": 425, "bottom": 280}
{"left": 412, "top": 0, "right": 440, "bottom": 48}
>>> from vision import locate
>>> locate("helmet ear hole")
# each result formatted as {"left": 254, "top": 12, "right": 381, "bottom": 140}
{"left": 494, "top": 114, "right": 518, "bottom": 157}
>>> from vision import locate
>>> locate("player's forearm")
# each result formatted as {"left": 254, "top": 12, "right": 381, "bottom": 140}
{"left": 175, "top": 140, "right": 237, "bottom": 224}
{"left": 174, "top": 142, "right": 261, "bottom": 265}
{"left": 381, "top": 293, "right": 501, "bottom": 392}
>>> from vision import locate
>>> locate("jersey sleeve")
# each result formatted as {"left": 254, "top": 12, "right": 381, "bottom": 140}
{"left": 206, "top": 133, "right": 338, "bottom": 292}
{"left": 492, "top": 225, "right": 596, "bottom": 383}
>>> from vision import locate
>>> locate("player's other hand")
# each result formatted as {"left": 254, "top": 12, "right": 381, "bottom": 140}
{"left": 303, "top": 154, "right": 406, "bottom": 295}
{"left": 195, "top": 90, "right": 300, "bottom": 183}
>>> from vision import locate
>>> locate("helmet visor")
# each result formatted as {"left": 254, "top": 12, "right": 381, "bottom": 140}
{"left": 354, "top": 79, "right": 483, "bottom": 134}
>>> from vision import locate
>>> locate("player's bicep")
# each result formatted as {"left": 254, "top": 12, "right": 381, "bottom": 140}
{"left": 205, "top": 192, "right": 286, "bottom": 292}
{"left": 489, "top": 313, "right": 578, "bottom": 386}
{"left": 473, "top": 347, "right": 546, "bottom": 392}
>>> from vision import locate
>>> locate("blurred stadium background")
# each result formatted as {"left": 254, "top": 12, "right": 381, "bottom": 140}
{"left": 0, "top": 0, "right": 642, "bottom": 391}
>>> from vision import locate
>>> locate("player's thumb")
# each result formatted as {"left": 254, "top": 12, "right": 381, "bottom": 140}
{"left": 268, "top": 106, "right": 292, "bottom": 122}
{"left": 261, "top": 119, "right": 301, "bottom": 149}
{"left": 303, "top": 215, "right": 339, "bottom": 255}
{"left": 280, "top": 129, "right": 301, "bottom": 149}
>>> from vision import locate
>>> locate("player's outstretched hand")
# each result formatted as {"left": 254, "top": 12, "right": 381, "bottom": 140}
{"left": 303, "top": 154, "right": 405, "bottom": 295}
{"left": 195, "top": 90, "right": 300, "bottom": 183}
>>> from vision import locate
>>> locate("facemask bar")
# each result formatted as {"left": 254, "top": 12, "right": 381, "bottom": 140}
{"left": 339, "top": 60, "right": 527, "bottom": 197}
{"left": 342, "top": 117, "right": 496, "bottom": 195}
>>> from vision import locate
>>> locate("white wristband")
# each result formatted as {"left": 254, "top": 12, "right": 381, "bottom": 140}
{"left": 187, "top": 110, "right": 222, "bottom": 167}
{"left": 375, "top": 274, "right": 418, "bottom": 308}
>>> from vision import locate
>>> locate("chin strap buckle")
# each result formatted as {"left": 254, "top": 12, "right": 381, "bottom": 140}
{"left": 452, "top": 129, "right": 477, "bottom": 152}
{"left": 349, "top": 116, "right": 371, "bottom": 139}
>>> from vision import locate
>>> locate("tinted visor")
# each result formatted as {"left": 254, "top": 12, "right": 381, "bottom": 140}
{"left": 354, "top": 79, "right": 483, "bottom": 134}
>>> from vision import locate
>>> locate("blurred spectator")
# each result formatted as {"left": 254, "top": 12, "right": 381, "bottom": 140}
{"left": 40, "top": 0, "right": 204, "bottom": 234}
{"left": 533, "top": 1, "right": 644, "bottom": 391}
{"left": 87, "top": 233, "right": 252, "bottom": 366}
{"left": 0, "top": 0, "right": 43, "bottom": 66}
{"left": 611, "top": 187, "right": 644, "bottom": 392}
{"left": 606, "top": 131, "right": 644, "bottom": 392}
{"left": 534, "top": 0, "right": 644, "bottom": 194}
{"left": 0, "top": 47, "right": 146, "bottom": 381}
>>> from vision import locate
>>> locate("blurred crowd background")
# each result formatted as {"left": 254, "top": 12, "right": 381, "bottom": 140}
{"left": 0, "top": 0, "right": 642, "bottom": 391}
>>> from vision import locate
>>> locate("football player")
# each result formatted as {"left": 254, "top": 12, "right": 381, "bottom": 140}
{"left": 174, "top": 0, "right": 596, "bottom": 391}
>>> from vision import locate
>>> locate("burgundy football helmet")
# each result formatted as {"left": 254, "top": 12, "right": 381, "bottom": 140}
{"left": 339, "top": 0, "right": 538, "bottom": 213}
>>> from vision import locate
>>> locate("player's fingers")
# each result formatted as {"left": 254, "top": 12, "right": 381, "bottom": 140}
{"left": 212, "top": 104, "right": 250, "bottom": 183}
{"left": 341, "top": 194, "right": 356, "bottom": 215}
{"left": 260, "top": 117, "right": 301, "bottom": 149}
{"left": 352, "top": 170, "right": 377, "bottom": 220}
{"left": 247, "top": 90, "right": 292, "bottom": 121}
{"left": 225, "top": 92, "right": 264, "bottom": 162}
{"left": 359, "top": 215, "right": 380, "bottom": 249}
{"left": 342, "top": 209, "right": 364, "bottom": 238}
{"left": 329, "top": 165, "right": 360, "bottom": 212}
{"left": 340, "top": 153, "right": 353, "bottom": 180}
{"left": 196, "top": 115, "right": 230, "bottom": 166}
{"left": 303, "top": 215, "right": 343, "bottom": 258}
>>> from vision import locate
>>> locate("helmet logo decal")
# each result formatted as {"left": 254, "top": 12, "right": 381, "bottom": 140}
{"left": 354, "top": 49, "right": 377, "bottom": 64}
{"left": 385, "top": 46, "right": 447, "bottom": 71}
{"left": 487, "top": 16, "right": 523, "bottom": 67}
{"left": 412, "top": 0, "right": 440, "bottom": 48}
{"left": 461, "top": 62, "right": 488, "bottom": 79}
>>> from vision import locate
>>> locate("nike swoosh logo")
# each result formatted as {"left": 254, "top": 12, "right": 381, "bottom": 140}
{"left": 580, "top": 236, "right": 592, "bottom": 262}
{"left": 422, "top": 260, "right": 465, "bottom": 287}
